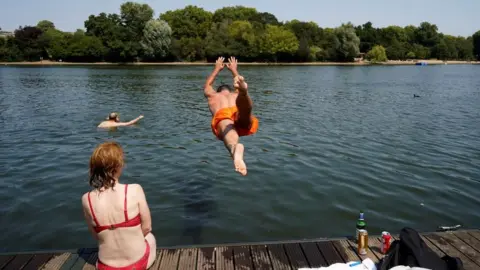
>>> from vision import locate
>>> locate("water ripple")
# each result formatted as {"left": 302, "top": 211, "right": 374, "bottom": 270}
{"left": 0, "top": 65, "right": 479, "bottom": 251}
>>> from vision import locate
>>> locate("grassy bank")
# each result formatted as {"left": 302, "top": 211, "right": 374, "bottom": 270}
{"left": 1, "top": 60, "right": 479, "bottom": 66}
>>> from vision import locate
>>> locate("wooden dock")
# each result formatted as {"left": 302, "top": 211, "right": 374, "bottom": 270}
{"left": 1, "top": 229, "right": 480, "bottom": 270}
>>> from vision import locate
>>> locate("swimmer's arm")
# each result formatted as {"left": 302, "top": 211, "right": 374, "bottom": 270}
{"left": 204, "top": 68, "right": 220, "bottom": 97}
{"left": 135, "top": 184, "right": 152, "bottom": 236}
{"left": 116, "top": 115, "right": 144, "bottom": 127}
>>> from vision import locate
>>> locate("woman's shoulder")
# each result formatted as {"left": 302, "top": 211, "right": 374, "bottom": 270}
{"left": 127, "top": 183, "right": 145, "bottom": 195}
{"left": 81, "top": 191, "right": 91, "bottom": 207}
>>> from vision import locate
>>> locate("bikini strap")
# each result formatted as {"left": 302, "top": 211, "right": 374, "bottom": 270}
{"left": 87, "top": 191, "right": 100, "bottom": 226}
{"left": 124, "top": 184, "right": 129, "bottom": 221}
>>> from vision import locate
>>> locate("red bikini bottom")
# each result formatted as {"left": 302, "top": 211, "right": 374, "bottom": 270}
{"left": 97, "top": 240, "right": 150, "bottom": 270}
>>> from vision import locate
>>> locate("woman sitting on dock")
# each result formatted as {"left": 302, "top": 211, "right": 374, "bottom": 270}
{"left": 81, "top": 142, "right": 156, "bottom": 270}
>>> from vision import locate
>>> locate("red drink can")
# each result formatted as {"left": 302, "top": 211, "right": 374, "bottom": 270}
{"left": 381, "top": 231, "right": 391, "bottom": 254}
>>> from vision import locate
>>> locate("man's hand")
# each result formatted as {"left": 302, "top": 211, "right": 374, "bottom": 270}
{"left": 138, "top": 115, "right": 144, "bottom": 119}
{"left": 226, "top": 56, "right": 239, "bottom": 76}
{"left": 215, "top": 57, "right": 225, "bottom": 71}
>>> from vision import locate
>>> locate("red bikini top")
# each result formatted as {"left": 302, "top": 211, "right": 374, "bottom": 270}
{"left": 87, "top": 184, "right": 141, "bottom": 233}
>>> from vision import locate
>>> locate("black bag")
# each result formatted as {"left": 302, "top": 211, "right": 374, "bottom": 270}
{"left": 379, "top": 227, "right": 464, "bottom": 270}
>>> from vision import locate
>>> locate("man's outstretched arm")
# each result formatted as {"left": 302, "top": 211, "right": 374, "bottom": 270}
{"left": 226, "top": 56, "right": 239, "bottom": 79}
{"left": 116, "top": 115, "right": 144, "bottom": 127}
{"left": 204, "top": 57, "right": 225, "bottom": 97}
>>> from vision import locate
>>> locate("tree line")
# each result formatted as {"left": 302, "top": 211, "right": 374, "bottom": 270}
{"left": 1, "top": 2, "right": 480, "bottom": 63}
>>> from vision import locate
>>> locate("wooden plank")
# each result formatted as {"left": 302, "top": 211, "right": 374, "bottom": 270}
{"left": 300, "top": 242, "right": 327, "bottom": 267}
{"left": 215, "top": 246, "right": 234, "bottom": 270}
{"left": 266, "top": 244, "right": 291, "bottom": 270}
{"left": 82, "top": 252, "right": 97, "bottom": 270}
{"left": 22, "top": 254, "right": 54, "bottom": 270}
{"left": 468, "top": 231, "right": 480, "bottom": 242}
{"left": 197, "top": 247, "right": 215, "bottom": 270}
{"left": 346, "top": 238, "right": 376, "bottom": 263}
{"left": 41, "top": 253, "right": 71, "bottom": 270}
{"left": 3, "top": 254, "right": 34, "bottom": 270}
{"left": 332, "top": 240, "right": 360, "bottom": 262}
{"left": 435, "top": 232, "right": 480, "bottom": 266}
{"left": 455, "top": 231, "right": 480, "bottom": 253}
{"left": 233, "top": 246, "right": 253, "bottom": 270}
{"left": 365, "top": 237, "right": 382, "bottom": 263}
{"left": 250, "top": 245, "right": 272, "bottom": 270}
{"left": 177, "top": 248, "right": 197, "bottom": 270}
{"left": 149, "top": 250, "right": 164, "bottom": 270}
{"left": 283, "top": 243, "right": 308, "bottom": 268}
{"left": 70, "top": 249, "right": 93, "bottom": 270}
{"left": 317, "top": 241, "right": 344, "bottom": 265}
{"left": 158, "top": 248, "right": 181, "bottom": 270}
{"left": 424, "top": 234, "right": 479, "bottom": 270}
{"left": 0, "top": 255, "right": 14, "bottom": 269}
{"left": 59, "top": 253, "right": 80, "bottom": 270}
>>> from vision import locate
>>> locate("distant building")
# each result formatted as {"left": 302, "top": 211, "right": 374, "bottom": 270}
{"left": 0, "top": 30, "right": 14, "bottom": 37}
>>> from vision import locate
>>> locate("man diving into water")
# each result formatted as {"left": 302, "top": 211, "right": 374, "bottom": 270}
{"left": 204, "top": 56, "right": 259, "bottom": 176}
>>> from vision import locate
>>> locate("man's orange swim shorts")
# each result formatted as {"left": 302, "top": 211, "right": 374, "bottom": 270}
{"left": 211, "top": 106, "right": 259, "bottom": 140}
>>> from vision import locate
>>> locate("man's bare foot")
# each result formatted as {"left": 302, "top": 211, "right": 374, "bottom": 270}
{"left": 234, "top": 76, "right": 248, "bottom": 95}
{"left": 232, "top": 143, "right": 247, "bottom": 176}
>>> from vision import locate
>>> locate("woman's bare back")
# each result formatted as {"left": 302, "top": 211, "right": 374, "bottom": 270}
{"left": 82, "top": 183, "right": 153, "bottom": 267}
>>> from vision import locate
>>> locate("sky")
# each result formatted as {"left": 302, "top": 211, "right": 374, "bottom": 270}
{"left": 0, "top": 0, "right": 478, "bottom": 36}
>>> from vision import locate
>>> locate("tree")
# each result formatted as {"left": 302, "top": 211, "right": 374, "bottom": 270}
{"left": 473, "top": 31, "right": 480, "bottom": 60}
{"left": 212, "top": 6, "right": 258, "bottom": 23}
{"left": 406, "top": 51, "right": 416, "bottom": 59}
{"left": 456, "top": 36, "right": 474, "bottom": 60}
{"left": 331, "top": 23, "right": 360, "bottom": 62}
{"left": 386, "top": 38, "right": 407, "bottom": 60}
{"left": 14, "top": 26, "right": 43, "bottom": 61}
{"left": 141, "top": 19, "right": 172, "bottom": 58}
{"left": 227, "top": 20, "right": 257, "bottom": 59}
{"left": 84, "top": 13, "right": 131, "bottom": 61}
{"left": 39, "top": 28, "right": 72, "bottom": 60}
{"left": 37, "top": 20, "right": 55, "bottom": 32}
{"left": 412, "top": 44, "right": 429, "bottom": 59}
{"left": 415, "top": 22, "right": 439, "bottom": 48}
{"left": 67, "top": 34, "right": 106, "bottom": 62}
{"left": 251, "top": 12, "right": 280, "bottom": 25}
{"left": 205, "top": 21, "right": 232, "bottom": 61}
{"left": 355, "top": 21, "right": 378, "bottom": 53}
{"left": 160, "top": 6, "right": 212, "bottom": 39}
{"left": 284, "top": 20, "right": 323, "bottom": 47}
{"left": 366, "top": 45, "right": 387, "bottom": 63}
{"left": 259, "top": 25, "right": 298, "bottom": 61}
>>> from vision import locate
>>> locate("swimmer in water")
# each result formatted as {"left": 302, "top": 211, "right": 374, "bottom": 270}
{"left": 204, "top": 56, "right": 259, "bottom": 176}
{"left": 98, "top": 112, "right": 144, "bottom": 128}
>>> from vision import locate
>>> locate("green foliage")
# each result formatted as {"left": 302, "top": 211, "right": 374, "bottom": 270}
{"left": 331, "top": 23, "right": 360, "bottom": 62}
{"left": 259, "top": 25, "right": 298, "bottom": 61}
{"left": 213, "top": 6, "right": 258, "bottom": 23}
{"left": 366, "top": 45, "right": 387, "bottom": 63}
{"left": 0, "top": 3, "right": 476, "bottom": 63}
{"left": 141, "top": 19, "right": 172, "bottom": 58}
{"left": 160, "top": 6, "right": 212, "bottom": 39}
{"left": 406, "top": 51, "right": 416, "bottom": 59}
{"left": 37, "top": 20, "right": 55, "bottom": 32}
{"left": 473, "top": 31, "right": 480, "bottom": 60}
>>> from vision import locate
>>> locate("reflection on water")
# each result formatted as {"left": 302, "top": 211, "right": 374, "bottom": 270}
{"left": 0, "top": 65, "right": 479, "bottom": 252}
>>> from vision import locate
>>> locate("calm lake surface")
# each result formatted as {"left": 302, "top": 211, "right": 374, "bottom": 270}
{"left": 0, "top": 65, "right": 479, "bottom": 252}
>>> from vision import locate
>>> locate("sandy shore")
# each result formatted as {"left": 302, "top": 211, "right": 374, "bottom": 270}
{"left": 1, "top": 60, "right": 479, "bottom": 66}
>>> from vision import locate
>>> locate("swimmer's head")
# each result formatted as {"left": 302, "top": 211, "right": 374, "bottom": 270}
{"left": 107, "top": 112, "right": 120, "bottom": 122}
{"left": 217, "top": 84, "right": 232, "bottom": 93}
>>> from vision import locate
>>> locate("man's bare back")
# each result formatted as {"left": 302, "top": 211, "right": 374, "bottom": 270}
{"left": 204, "top": 57, "right": 258, "bottom": 176}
